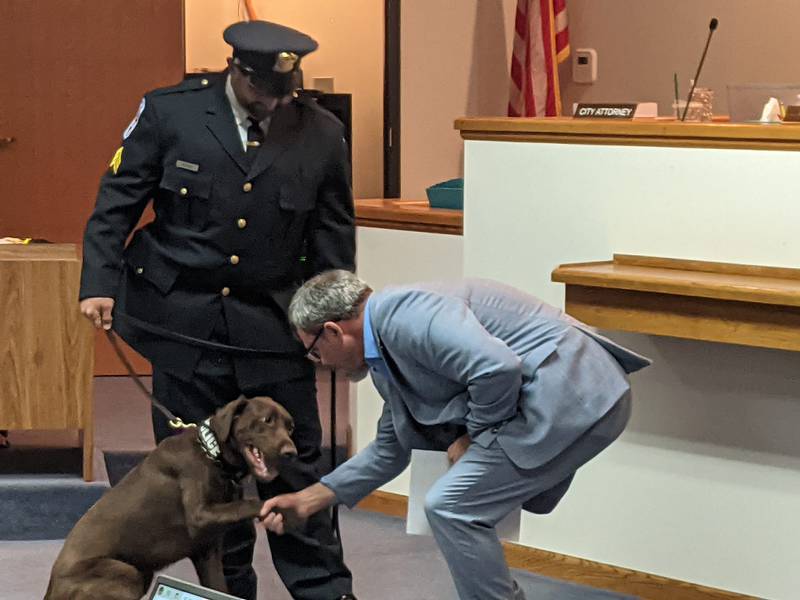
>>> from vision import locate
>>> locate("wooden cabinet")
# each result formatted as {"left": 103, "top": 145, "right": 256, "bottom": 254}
{"left": 0, "top": 244, "right": 94, "bottom": 480}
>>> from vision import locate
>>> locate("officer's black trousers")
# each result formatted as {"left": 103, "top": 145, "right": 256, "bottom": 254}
{"left": 151, "top": 340, "right": 352, "bottom": 600}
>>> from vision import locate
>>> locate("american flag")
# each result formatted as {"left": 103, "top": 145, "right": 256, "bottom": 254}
{"left": 508, "top": 0, "right": 570, "bottom": 117}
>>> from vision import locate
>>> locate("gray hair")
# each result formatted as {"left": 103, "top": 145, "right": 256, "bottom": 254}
{"left": 289, "top": 270, "right": 372, "bottom": 331}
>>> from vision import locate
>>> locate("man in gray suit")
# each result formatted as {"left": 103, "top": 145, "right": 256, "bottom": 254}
{"left": 260, "top": 270, "right": 651, "bottom": 600}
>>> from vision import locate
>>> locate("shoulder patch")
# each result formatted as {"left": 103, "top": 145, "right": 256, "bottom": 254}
{"left": 109, "top": 146, "right": 123, "bottom": 175}
{"left": 122, "top": 98, "right": 146, "bottom": 140}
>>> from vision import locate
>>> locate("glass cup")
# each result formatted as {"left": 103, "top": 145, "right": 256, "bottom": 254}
{"left": 692, "top": 87, "right": 714, "bottom": 121}
{"left": 672, "top": 100, "right": 706, "bottom": 122}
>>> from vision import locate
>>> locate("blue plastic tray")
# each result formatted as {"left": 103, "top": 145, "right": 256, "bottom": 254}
{"left": 426, "top": 178, "right": 463, "bottom": 210}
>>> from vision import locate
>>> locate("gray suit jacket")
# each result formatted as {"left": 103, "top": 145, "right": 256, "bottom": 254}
{"left": 321, "top": 279, "right": 650, "bottom": 510}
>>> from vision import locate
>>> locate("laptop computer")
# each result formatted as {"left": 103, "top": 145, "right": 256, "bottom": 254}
{"left": 147, "top": 574, "right": 243, "bottom": 600}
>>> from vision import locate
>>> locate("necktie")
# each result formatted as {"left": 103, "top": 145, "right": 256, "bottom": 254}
{"left": 246, "top": 117, "right": 264, "bottom": 154}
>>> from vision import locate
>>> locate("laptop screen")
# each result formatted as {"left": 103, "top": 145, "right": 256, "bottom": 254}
{"left": 148, "top": 575, "right": 242, "bottom": 600}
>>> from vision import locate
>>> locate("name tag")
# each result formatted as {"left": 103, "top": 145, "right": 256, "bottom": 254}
{"left": 574, "top": 103, "right": 637, "bottom": 120}
{"left": 175, "top": 160, "right": 200, "bottom": 172}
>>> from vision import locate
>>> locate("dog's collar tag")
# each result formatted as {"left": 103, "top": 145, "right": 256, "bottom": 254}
{"left": 198, "top": 418, "right": 221, "bottom": 460}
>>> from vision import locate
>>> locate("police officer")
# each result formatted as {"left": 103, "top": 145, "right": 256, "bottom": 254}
{"left": 79, "top": 20, "right": 356, "bottom": 600}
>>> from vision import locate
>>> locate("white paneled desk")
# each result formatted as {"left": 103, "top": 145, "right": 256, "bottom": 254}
{"left": 455, "top": 117, "right": 800, "bottom": 600}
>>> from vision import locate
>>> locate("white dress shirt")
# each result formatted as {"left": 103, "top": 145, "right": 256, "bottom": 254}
{"left": 225, "top": 75, "right": 270, "bottom": 151}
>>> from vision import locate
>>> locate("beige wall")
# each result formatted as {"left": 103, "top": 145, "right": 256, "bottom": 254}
{"left": 401, "top": 1, "right": 517, "bottom": 200}
{"left": 184, "top": 0, "right": 384, "bottom": 199}
{"left": 185, "top": 1, "right": 800, "bottom": 200}
{"left": 400, "top": 0, "right": 800, "bottom": 199}
{"left": 562, "top": 0, "right": 800, "bottom": 116}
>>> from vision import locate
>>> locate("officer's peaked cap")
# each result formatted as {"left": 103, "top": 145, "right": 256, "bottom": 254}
{"left": 223, "top": 21, "right": 318, "bottom": 76}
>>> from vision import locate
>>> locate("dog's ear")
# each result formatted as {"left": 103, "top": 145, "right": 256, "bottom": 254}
{"left": 210, "top": 398, "right": 250, "bottom": 443}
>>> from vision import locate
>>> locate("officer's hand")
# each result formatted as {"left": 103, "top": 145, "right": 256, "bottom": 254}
{"left": 80, "top": 297, "right": 115, "bottom": 330}
{"left": 447, "top": 433, "right": 472, "bottom": 465}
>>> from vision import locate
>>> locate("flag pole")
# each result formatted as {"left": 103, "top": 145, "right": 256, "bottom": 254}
{"left": 243, "top": 0, "right": 258, "bottom": 21}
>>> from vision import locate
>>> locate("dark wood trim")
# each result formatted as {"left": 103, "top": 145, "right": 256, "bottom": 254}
{"left": 355, "top": 199, "right": 462, "bottom": 235}
{"left": 383, "top": 0, "right": 401, "bottom": 197}
{"left": 356, "top": 491, "right": 757, "bottom": 600}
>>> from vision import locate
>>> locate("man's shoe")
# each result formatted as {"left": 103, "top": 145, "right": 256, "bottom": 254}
{"left": 336, "top": 596, "right": 357, "bottom": 600}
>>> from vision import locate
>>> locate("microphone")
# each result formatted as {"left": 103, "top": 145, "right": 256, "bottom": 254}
{"left": 681, "top": 18, "right": 719, "bottom": 121}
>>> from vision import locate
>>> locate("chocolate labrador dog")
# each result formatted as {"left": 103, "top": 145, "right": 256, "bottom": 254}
{"left": 44, "top": 396, "right": 297, "bottom": 600}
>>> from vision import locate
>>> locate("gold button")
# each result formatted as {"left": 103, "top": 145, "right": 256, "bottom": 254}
{"left": 179, "top": 187, "right": 188, "bottom": 196}
{"left": 229, "top": 255, "right": 240, "bottom": 265}
{"left": 135, "top": 267, "right": 144, "bottom": 275}
{"left": 221, "top": 287, "right": 231, "bottom": 297}
{"left": 243, "top": 182, "right": 253, "bottom": 192}
{"left": 237, "top": 218, "right": 247, "bottom": 229}
{"left": 201, "top": 78, "right": 209, "bottom": 86}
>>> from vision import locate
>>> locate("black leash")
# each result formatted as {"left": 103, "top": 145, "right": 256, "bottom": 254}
{"left": 105, "top": 328, "right": 194, "bottom": 430}
{"left": 113, "top": 312, "right": 305, "bottom": 358}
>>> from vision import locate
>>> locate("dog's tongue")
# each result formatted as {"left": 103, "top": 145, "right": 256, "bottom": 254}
{"left": 245, "top": 445, "right": 278, "bottom": 481}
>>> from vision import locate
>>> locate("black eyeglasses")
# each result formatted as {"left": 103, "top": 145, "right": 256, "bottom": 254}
{"left": 303, "top": 328, "right": 325, "bottom": 362}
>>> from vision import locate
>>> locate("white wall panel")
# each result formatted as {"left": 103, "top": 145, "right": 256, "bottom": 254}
{"left": 463, "top": 139, "right": 800, "bottom": 599}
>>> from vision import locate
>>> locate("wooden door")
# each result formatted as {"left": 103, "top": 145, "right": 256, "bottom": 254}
{"left": 0, "top": 0, "right": 185, "bottom": 374}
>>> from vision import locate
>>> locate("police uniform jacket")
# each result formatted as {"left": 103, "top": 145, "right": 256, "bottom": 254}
{"left": 79, "top": 73, "right": 355, "bottom": 384}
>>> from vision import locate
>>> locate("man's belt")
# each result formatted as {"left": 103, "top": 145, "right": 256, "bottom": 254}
{"left": 114, "top": 311, "right": 304, "bottom": 358}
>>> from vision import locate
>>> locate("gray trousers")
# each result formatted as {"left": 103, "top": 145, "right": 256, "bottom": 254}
{"left": 424, "top": 393, "right": 632, "bottom": 600}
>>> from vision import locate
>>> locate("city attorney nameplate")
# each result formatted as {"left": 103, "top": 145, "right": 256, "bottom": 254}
{"left": 574, "top": 103, "right": 637, "bottom": 119}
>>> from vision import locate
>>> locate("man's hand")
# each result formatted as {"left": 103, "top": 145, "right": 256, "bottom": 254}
{"left": 259, "top": 483, "right": 337, "bottom": 535}
{"left": 260, "top": 493, "right": 304, "bottom": 535}
{"left": 80, "top": 297, "right": 115, "bottom": 330}
{"left": 447, "top": 433, "right": 472, "bottom": 465}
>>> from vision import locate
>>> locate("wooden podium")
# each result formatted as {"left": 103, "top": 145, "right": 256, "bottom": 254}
{"left": 0, "top": 244, "right": 95, "bottom": 480}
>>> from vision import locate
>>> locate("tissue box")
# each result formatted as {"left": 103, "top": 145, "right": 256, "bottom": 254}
{"left": 426, "top": 178, "right": 463, "bottom": 210}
